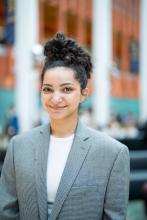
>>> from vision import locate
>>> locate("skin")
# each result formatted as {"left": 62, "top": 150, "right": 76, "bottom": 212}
{"left": 41, "top": 66, "right": 89, "bottom": 137}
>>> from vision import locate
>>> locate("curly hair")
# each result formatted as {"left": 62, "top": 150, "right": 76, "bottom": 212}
{"left": 41, "top": 33, "right": 93, "bottom": 89}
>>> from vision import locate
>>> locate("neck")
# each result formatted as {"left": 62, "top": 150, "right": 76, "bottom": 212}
{"left": 50, "top": 116, "right": 78, "bottom": 137}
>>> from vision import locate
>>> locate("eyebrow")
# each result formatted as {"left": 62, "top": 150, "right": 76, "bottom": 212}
{"left": 42, "top": 83, "right": 74, "bottom": 87}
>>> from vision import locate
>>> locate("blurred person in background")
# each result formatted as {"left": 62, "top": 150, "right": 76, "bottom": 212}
{"left": 4, "top": 105, "right": 19, "bottom": 139}
{"left": 103, "top": 112, "right": 139, "bottom": 139}
{"left": 0, "top": 33, "right": 130, "bottom": 220}
{"left": 79, "top": 107, "right": 95, "bottom": 128}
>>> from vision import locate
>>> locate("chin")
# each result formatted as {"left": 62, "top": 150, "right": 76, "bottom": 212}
{"left": 50, "top": 113, "right": 66, "bottom": 120}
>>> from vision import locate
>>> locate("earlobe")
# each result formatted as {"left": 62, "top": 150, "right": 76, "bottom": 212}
{"left": 83, "top": 88, "right": 89, "bottom": 97}
{"left": 80, "top": 88, "right": 89, "bottom": 102}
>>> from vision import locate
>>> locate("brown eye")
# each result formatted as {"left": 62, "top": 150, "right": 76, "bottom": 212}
{"left": 42, "top": 87, "right": 52, "bottom": 94}
{"left": 63, "top": 87, "right": 73, "bottom": 93}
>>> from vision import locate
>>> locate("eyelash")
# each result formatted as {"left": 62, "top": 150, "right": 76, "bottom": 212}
{"left": 41, "top": 87, "right": 73, "bottom": 94}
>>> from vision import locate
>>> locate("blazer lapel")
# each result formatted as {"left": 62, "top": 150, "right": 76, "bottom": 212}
{"left": 34, "top": 124, "right": 50, "bottom": 220}
{"left": 50, "top": 121, "right": 91, "bottom": 220}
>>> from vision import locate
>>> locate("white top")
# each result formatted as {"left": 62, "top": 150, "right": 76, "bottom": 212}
{"left": 47, "top": 134, "right": 74, "bottom": 203}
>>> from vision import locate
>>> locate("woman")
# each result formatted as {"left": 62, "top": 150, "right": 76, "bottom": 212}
{"left": 0, "top": 33, "right": 130, "bottom": 220}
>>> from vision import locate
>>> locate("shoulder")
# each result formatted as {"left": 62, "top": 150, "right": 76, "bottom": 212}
{"left": 8, "top": 124, "right": 49, "bottom": 152}
{"left": 79, "top": 123, "right": 129, "bottom": 174}
{"left": 12, "top": 124, "right": 48, "bottom": 141}
{"left": 84, "top": 124, "right": 128, "bottom": 155}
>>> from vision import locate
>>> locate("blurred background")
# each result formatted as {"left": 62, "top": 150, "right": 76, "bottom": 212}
{"left": 0, "top": 0, "right": 147, "bottom": 219}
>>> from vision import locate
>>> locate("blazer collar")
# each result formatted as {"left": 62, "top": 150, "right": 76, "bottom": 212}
{"left": 34, "top": 121, "right": 91, "bottom": 220}
{"left": 34, "top": 124, "right": 50, "bottom": 220}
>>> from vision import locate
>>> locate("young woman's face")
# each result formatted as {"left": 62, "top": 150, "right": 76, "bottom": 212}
{"left": 41, "top": 66, "right": 88, "bottom": 121}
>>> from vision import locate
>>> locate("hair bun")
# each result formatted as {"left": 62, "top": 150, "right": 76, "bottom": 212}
{"left": 43, "top": 32, "right": 92, "bottom": 79}
{"left": 44, "top": 32, "right": 67, "bottom": 60}
{"left": 55, "top": 32, "right": 66, "bottom": 41}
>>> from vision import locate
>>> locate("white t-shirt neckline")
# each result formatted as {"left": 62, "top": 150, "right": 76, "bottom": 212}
{"left": 50, "top": 134, "right": 75, "bottom": 141}
{"left": 47, "top": 133, "right": 75, "bottom": 203}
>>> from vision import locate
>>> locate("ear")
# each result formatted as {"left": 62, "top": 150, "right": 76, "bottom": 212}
{"left": 80, "top": 87, "right": 89, "bottom": 102}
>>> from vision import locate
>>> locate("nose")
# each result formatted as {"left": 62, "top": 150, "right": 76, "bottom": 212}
{"left": 51, "top": 92, "right": 63, "bottom": 105}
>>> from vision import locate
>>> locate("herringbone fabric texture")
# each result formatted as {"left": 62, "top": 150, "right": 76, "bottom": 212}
{"left": 0, "top": 121, "right": 130, "bottom": 220}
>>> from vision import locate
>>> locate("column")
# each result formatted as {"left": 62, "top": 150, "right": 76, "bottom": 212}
{"left": 58, "top": 0, "right": 67, "bottom": 33}
{"left": 92, "top": 0, "right": 112, "bottom": 127}
{"left": 77, "top": 0, "right": 86, "bottom": 44}
{"left": 15, "top": 0, "right": 39, "bottom": 132}
{"left": 139, "top": 0, "right": 147, "bottom": 122}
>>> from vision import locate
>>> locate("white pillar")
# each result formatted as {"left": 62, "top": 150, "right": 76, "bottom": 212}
{"left": 92, "top": 0, "right": 112, "bottom": 128}
{"left": 139, "top": 0, "right": 147, "bottom": 123}
{"left": 15, "top": 0, "right": 39, "bottom": 132}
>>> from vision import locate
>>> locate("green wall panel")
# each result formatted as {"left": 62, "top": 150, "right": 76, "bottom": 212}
{"left": 110, "top": 97, "right": 139, "bottom": 120}
{"left": 0, "top": 89, "right": 14, "bottom": 132}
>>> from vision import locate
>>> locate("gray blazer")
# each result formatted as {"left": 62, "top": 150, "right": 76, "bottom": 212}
{"left": 0, "top": 121, "right": 130, "bottom": 220}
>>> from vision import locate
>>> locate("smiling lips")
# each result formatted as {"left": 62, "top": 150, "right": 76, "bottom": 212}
{"left": 49, "top": 105, "right": 67, "bottom": 111}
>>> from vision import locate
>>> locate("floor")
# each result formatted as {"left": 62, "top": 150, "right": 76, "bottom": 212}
{"left": 127, "top": 200, "right": 147, "bottom": 220}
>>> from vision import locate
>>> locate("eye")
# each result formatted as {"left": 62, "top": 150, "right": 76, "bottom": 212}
{"left": 42, "top": 87, "right": 53, "bottom": 94}
{"left": 63, "top": 87, "right": 73, "bottom": 93}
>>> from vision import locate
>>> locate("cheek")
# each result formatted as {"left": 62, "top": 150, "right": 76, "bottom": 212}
{"left": 41, "top": 94, "right": 48, "bottom": 106}
{"left": 72, "top": 93, "right": 83, "bottom": 105}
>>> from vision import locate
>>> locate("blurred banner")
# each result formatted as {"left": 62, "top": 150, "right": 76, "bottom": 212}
{"left": 4, "top": 0, "right": 15, "bottom": 44}
{"left": 129, "top": 40, "right": 139, "bottom": 74}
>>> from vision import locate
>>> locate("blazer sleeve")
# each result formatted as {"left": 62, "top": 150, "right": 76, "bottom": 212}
{"left": 103, "top": 145, "right": 130, "bottom": 220}
{"left": 0, "top": 137, "right": 19, "bottom": 220}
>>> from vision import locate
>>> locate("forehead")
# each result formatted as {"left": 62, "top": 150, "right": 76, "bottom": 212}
{"left": 43, "top": 67, "right": 77, "bottom": 83}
